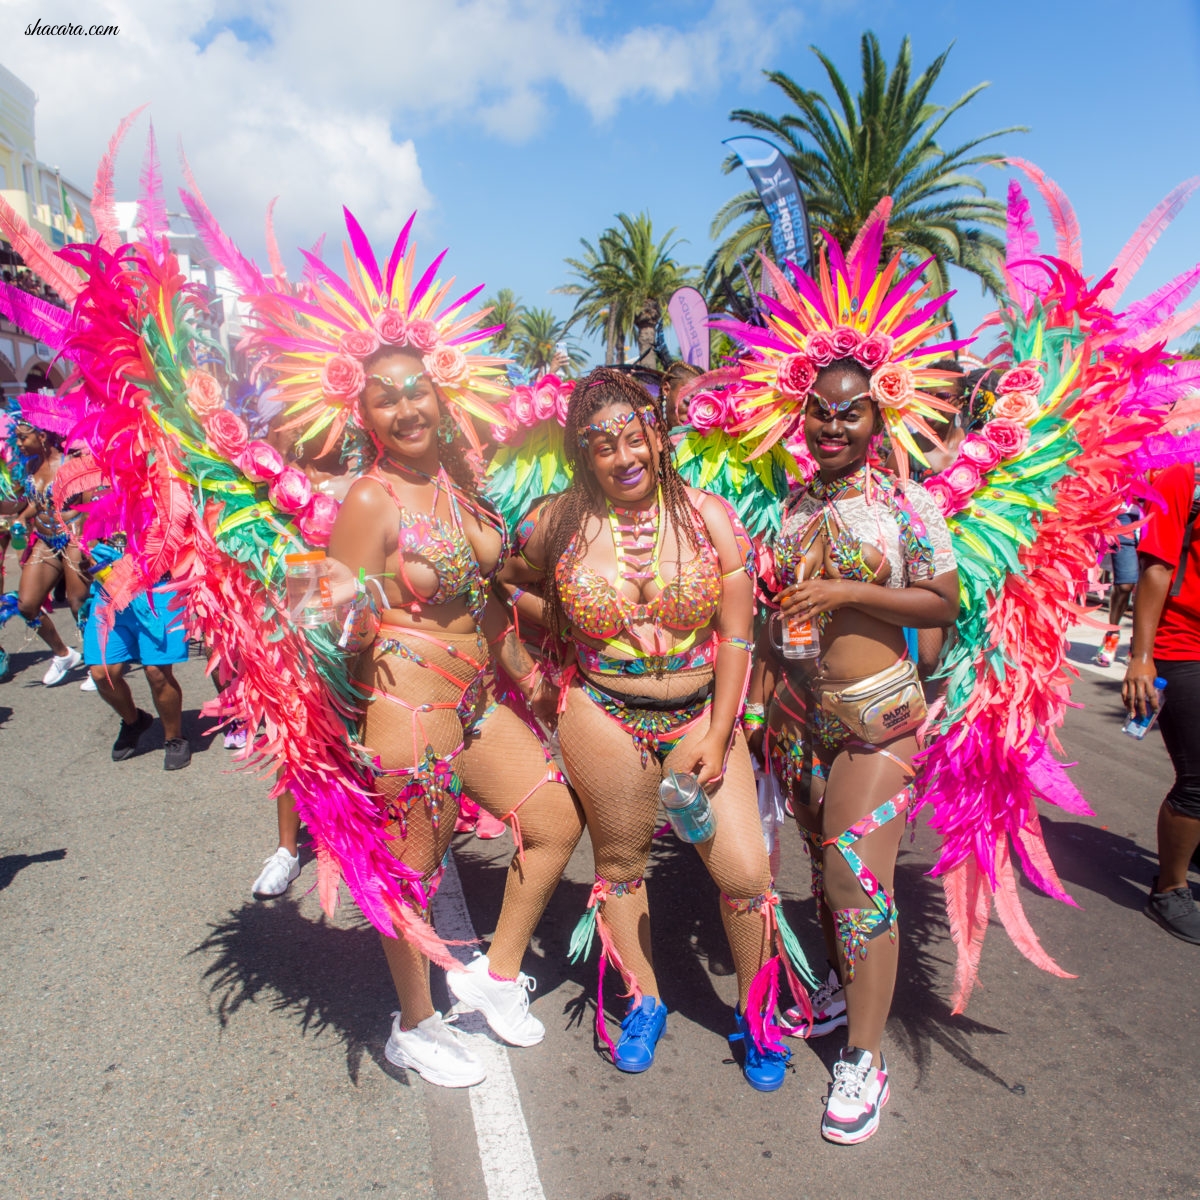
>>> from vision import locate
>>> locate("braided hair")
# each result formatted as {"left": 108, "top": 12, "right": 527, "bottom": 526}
{"left": 541, "top": 367, "right": 698, "bottom": 641}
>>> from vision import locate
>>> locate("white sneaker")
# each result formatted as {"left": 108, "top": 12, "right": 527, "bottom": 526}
{"left": 447, "top": 952, "right": 544, "bottom": 1047}
{"left": 785, "top": 965, "right": 847, "bottom": 1038}
{"left": 384, "top": 1011, "right": 485, "bottom": 1088}
{"left": 821, "top": 1047, "right": 890, "bottom": 1144}
{"left": 42, "top": 647, "right": 81, "bottom": 686}
{"left": 80, "top": 673, "right": 98, "bottom": 692}
{"left": 251, "top": 847, "right": 300, "bottom": 898}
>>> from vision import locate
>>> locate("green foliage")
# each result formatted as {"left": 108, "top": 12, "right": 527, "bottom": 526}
{"left": 709, "top": 32, "right": 1024, "bottom": 310}
{"left": 482, "top": 287, "right": 526, "bottom": 355}
{"left": 557, "top": 212, "right": 699, "bottom": 366}
{"left": 509, "top": 307, "right": 587, "bottom": 375}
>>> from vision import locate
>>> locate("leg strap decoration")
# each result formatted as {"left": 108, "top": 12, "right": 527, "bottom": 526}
{"left": 0, "top": 591, "right": 40, "bottom": 629}
{"left": 800, "top": 827, "right": 826, "bottom": 905}
{"left": 823, "top": 783, "right": 913, "bottom": 981}
{"left": 568, "top": 875, "right": 644, "bottom": 1057}
{"left": 725, "top": 889, "right": 821, "bottom": 1052}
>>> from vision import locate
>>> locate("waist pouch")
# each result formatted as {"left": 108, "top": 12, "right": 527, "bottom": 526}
{"left": 820, "top": 658, "right": 925, "bottom": 744}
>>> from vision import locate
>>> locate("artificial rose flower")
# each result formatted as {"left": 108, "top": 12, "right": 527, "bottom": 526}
{"left": 805, "top": 330, "right": 837, "bottom": 367}
{"left": 269, "top": 467, "right": 314, "bottom": 515}
{"left": 204, "top": 409, "right": 250, "bottom": 460}
{"left": 869, "top": 362, "right": 916, "bottom": 411}
{"left": 855, "top": 331, "right": 895, "bottom": 371}
{"left": 687, "top": 391, "right": 733, "bottom": 433}
{"left": 297, "top": 493, "right": 340, "bottom": 548}
{"left": 943, "top": 461, "right": 982, "bottom": 501}
{"left": 186, "top": 370, "right": 224, "bottom": 419}
{"left": 375, "top": 309, "right": 408, "bottom": 345}
{"left": 424, "top": 346, "right": 470, "bottom": 387}
{"left": 491, "top": 423, "right": 512, "bottom": 445}
{"left": 777, "top": 353, "right": 817, "bottom": 398}
{"left": 532, "top": 378, "right": 560, "bottom": 421}
{"left": 236, "top": 439, "right": 286, "bottom": 483}
{"left": 321, "top": 354, "right": 366, "bottom": 400}
{"left": 958, "top": 433, "right": 1001, "bottom": 472}
{"left": 831, "top": 326, "right": 862, "bottom": 358}
{"left": 405, "top": 319, "right": 440, "bottom": 352}
{"left": 506, "top": 386, "right": 535, "bottom": 427}
{"left": 921, "top": 476, "right": 957, "bottom": 516}
{"left": 982, "top": 417, "right": 1031, "bottom": 459}
{"left": 991, "top": 389, "right": 1040, "bottom": 424}
{"left": 340, "top": 328, "right": 381, "bottom": 359}
{"left": 554, "top": 380, "right": 574, "bottom": 425}
{"left": 996, "top": 364, "right": 1044, "bottom": 395}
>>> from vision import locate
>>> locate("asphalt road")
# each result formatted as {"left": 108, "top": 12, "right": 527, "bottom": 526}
{"left": 2, "top": 608, "right": 1198, "bottom": 1200}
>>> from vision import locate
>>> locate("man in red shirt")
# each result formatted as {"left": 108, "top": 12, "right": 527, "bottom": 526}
{"left": 1123, "top": 461, "right": 1200, "bottom": 943}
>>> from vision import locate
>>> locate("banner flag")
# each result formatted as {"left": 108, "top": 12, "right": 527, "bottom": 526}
{"left": 667, "top": 286, "right": 710, "bottom": 370}
{"left": 722, "top": 136, "right": 813, "bottom": 272}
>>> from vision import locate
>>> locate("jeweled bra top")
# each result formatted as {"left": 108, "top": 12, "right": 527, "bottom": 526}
{"left": 370, "top": 468, "right": 506, "bottom": 622}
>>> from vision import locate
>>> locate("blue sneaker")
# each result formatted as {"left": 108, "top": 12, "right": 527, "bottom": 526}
{"left": 0, "top": 648, "right": 9, "bottom": 680}
{"left": 613, "top": 996, "right": 667, "bottom": 1073}
{"left": 729, "top": 1009, "right": 791, "bottom": 1092}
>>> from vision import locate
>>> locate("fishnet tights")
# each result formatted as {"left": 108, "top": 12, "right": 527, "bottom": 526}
{"left": 559, "top": 669, "right": 772, "bottom": 1008}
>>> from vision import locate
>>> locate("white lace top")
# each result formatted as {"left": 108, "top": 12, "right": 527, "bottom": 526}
{"left": 777, "top": 478, "right": 957, "bottom": 589}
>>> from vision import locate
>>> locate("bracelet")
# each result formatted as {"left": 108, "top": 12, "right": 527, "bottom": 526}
{"left": 511, "top": 586, "right": 527, "bottom": 604}
{"left": 744, "top": 702, "right": 765, "bottom": 717}
{"left": 719, "top": 636, "right": 753, "bottom": 652}
{"left": 741, "top": 712, "right": 765, "bottom": 729}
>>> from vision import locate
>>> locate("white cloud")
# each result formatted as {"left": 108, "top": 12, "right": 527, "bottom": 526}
{"left": 1, "top": 0, "right": 800, "bottom": 260}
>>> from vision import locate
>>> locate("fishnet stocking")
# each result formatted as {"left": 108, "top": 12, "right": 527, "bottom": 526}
{"left": 559, "top": 670, "right": 772, "bottom": 1006}
{"left": 458, "top": 699, "right": 585, "bottom": 978}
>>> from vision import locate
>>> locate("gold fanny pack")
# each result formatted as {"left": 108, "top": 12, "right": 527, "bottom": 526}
{"left": 820, "top": 658, "right": 926, "bottom": 745}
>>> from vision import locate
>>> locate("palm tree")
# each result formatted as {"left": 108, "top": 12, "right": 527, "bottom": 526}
{"left": 511, "top": 307, "right": 586, "bottom": 375}
{"left": 708, "top": 32, "right": 1025, "bottom": 308}
{"left": 482, "top": 288, "right": 526, "bottom": 355}
{"left": 558, "top": 212, "right": 698, "bottom": 366}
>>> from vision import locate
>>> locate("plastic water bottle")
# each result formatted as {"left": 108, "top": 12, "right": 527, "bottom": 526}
{"left": 284, "top": 551, "right": 335, "bottom": 628}
{"left": 659, "top": 770, "right": 717, "bottom": 844}
{"left": 1122, "top": 677, "right": 1167, "bottom": 740}
{"left": 10, "top": 521, "right": 27, "bottom": 551}
{"left": 782, "top": 609, "right": 820, "bottom": 660}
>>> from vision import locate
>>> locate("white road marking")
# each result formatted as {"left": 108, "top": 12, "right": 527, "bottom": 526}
{"left": 433, "top": 855, "right": 547, "bottom": 1200}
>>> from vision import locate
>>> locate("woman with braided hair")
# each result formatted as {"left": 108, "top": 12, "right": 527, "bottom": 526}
{"left": 501, "top": 367, "right": 798, "bottom": 1091}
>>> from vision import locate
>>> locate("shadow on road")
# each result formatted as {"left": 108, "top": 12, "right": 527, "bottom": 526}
{"left": 190, "top": 897, "right": 399, "bottom": 1085}
{"left": 0, "top": 704, "right": 11, "bottom": 728}
{"left": 1041, "top": 813, "right": 1157, "bottom": 911}
{"left": 0, "top": 847, "right": 67, "bottom": 891}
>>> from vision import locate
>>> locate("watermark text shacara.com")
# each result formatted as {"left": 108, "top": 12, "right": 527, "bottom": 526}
{"left": 25, "top": 18, "right": 119, "bottom": 36}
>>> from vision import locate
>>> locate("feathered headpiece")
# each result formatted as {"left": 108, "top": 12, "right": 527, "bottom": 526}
{"left": 237, "top": 209, "right": 509, "bottom": 456}
{"left": 714, "top": 200, "right": 969, "bottom": 480}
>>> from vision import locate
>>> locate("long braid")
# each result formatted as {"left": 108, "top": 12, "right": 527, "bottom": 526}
{"left": 542, "top": 368, "right": 698, "bottom": 641}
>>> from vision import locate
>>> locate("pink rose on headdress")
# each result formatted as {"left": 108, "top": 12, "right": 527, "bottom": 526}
{"left": 943, "top": 461, "right": 982, "bottom": 504}
{"left": 982, "top": 417, "right": 1030, "bottom": 459}
{"left": 555, "top": 380, "right": 574, "bottom": 425}
{"left": 322, "top": 354, "right": 366, "bottom": 400}
{"left": 805, "top": 331, "right": 837, "bottom": 367}
{"left": 831, "top": 326, "right": 862, "bottom": 358}
{"left": 424, "top": 346, "right": 470, "bottom": 387}
{"left": 996, "top": 364, "right": 1044, "bottom": 396}
{"left": 869, "top": 363, "right": 916, "bottom": 411}
{"left": 269, "top": 466, "right": 314, "bottom": 515}
{"left": 375, "top": 309, "right": 408, "bottom": 345}
{"left": 491, "top": 423, "right": 512, "bottom": 444}
{"left": 506, "top": 386, "right": 535, "bottom": 427}
{"left": 777, "top": 353, "right": 817, "bottom": 398}
{"left": 204, "top": 410, "right": 250, "bottom": 460}
{"left": 687, "top": 391, "right": 733, "bottom": 433}
{"left": 405, "top": 319, "right": 440, "bottom": 352}
{"left": 340, "top": 329, "right": 381, "bottom": 359}
{"left": 186, "top": 370, "right": 224, "bottom": 419}
{"left": 297, "top": 493, "right": 340, "bottom": 548}
{"left": 236, "top": 439, "right": 286, "bottom": 483}
{"left": 532, "top": 377, "right": 560, "bottom": 421}
{"left": 991, "top": 389, "right": 1040, "bottom": 424}
{"left": 958, "top": 433, "right": 1001, "bottom": 472}
{"left": 922, "top": 476, "right": 957, "bottom": 516}
{"left": 856, "top": 332, "right": 895, "bottom": 371}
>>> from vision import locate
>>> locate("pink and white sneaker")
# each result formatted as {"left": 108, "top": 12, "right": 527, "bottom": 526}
{"left": 821, "top": 1047, "right": 890, "bottom": 1145}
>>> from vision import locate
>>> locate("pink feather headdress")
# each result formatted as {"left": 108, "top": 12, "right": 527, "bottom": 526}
{"left": 713, "top": 200, "right": 971, "bottom": 480}
{"left": 238, "top": 210, "right": 509, "bottom": 457}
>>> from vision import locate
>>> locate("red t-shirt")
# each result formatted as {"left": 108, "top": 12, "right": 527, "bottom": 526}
{"left": 1139, "top": 463, "right": 1200, "bottom": 660}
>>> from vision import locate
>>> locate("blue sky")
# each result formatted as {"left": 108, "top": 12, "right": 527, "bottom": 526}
{"left": 5, "top": 0, "right": 1200, "bottom": 359}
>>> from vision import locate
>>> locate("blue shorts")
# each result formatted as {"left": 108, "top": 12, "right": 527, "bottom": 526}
{"left": 1111, "top": 511, "right": 1139, "bottom": 586}
{"left": 83, "top": 585, "right": 188, "bottom": 667}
